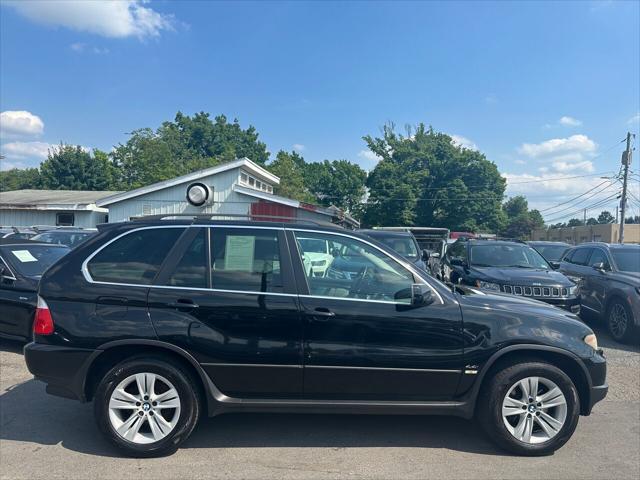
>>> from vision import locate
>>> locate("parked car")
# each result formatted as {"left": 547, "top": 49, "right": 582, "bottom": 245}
{"left": 428, "top": 238, "right": 457, "bottom": 280}
{"left": 443, "top": 239, "right": 580, "bottom": 313}
{"left": 0, "top": 239, "right": 70, "bottom": 341}
{"left": 31, "top": 228, "right": 96, "bottom": 248}
{"left": 528, "top": 241, "right": 571, "bottom": 269}
{"left": 358, "top": 229, "right": 428, "bottom": 271}
{"left": 296, "top": 235, "right": 334, "bottom": 277}
{"left": 0, "top": 227, "right": 37, "bottom": 240}
{"left": 25, "top": 218, "right": 606, "bottom": 457}
{"left": 559, "top": 243, "right": 640, "bottom": 343}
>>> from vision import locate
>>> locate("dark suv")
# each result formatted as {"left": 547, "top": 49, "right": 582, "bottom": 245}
{"left": 24, "top": 218, "right": 606, "bottom": 457}
{"left": 559, "top": 243, "right": 639, "bottom": 343}
{"left": 443, "top": 239, "right": 580, "bottom": 313}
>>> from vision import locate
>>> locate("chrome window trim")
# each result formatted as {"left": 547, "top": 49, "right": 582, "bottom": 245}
{"left": 201, "top": 362, "right": 460, "bottom": 373}
{"left": 80, "top": 224, "right": 445, "bottom": 305}
{"left": 0, "top": 254, "right": 17, "bottom": 281}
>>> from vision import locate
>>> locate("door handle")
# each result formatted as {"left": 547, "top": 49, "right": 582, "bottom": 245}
{"left": 168, "top": 299, "right": 199, "bottom": 310}
{"left": 309, "top": 307, "right": 335, "bottom": 321}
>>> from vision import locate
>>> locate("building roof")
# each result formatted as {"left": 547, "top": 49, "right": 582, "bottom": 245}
{"left": 234, "top": 184, "right": 360, "bottom": 228}
{"left": 0, "top": 189, "right": 122, "bottom": 211}
{"left": 97, "top": 157, "right": 279, "bottom": 207}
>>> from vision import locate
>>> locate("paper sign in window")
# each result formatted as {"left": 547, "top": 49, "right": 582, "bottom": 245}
{"left": 11, "top": 250, "right": 38, "bottom": 263}
{"left": 224, "top": 235, "right": 255, "bottom": 271}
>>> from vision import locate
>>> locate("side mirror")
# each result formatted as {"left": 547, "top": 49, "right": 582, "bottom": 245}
{"left": 592, "top": 262, "right": 607, "bottom": 272}
{"left": 549, "top": 261, "right": 560, "bottom": 270}
{"left": 411, "top": 284, "right": 434, "bottom": 306}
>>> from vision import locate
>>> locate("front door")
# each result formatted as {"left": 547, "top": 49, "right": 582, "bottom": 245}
{"left": 583, "top": 248, "right": 611, "bottom": 315}
{"left": 290, "top": 230, "right": 463, "bottom": 401}
{"left": 149, "top": 226, "right": 303, "bottom": 398}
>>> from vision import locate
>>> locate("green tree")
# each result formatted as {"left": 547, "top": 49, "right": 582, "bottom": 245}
{"left": 566, "top": 218, "right": 584, "bottom": 227}
{"left": 597, "top": 210, "right": 615, "bottom": 224}
{"left": 0, "top": 167, "right": 42, "bottom": 191}
{"left": 40, "top": 144, "right": 116, "bottom": 190}
{"left": 304, "top": 159, "right": 367, "bottom": 212}
{"left": 111, "top": 112, "right": 270, "bottom": 189}
{"left": 362, "top": 123, "right": 506, "bottom": 230}
{"left": 268, "top": 150, "right": 315, "bottom": 203}
{"left": 586, "top": 217, "right": 598, "bottom": 225}
{"left": 500, "top": 196, "right": 545, "bottom": 239}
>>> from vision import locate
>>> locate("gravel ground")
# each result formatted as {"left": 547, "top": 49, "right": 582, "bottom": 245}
{"left": 1, "top": 325, "right": 638, "bottom": 480}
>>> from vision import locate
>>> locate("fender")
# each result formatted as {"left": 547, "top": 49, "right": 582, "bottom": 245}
{"left": 462, "top": 343, "right": 592, "bottom": 417}
{"left": 78, "top": 338, "right": 222, "bottom": 415}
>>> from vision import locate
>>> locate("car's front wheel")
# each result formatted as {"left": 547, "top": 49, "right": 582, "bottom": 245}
{"left": 94, "top": 356, "right": 201, "bottom": 457}
{"left": 478, "top": 361, "right": 580, "bottom": 456}
{"left": 606, "top": 299, "right": 635, "bottom": 344}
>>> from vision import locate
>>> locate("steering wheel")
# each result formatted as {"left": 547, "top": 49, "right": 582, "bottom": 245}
{"left": 350, "top": 265, "right": 375, "bottom": 298}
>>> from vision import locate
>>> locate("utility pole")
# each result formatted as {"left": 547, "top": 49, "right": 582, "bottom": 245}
{"left": 619, "top": 132, "right": 634, "bottom": 243}
{"left": 583, "top": 208, "right": 587, "bottom": 225}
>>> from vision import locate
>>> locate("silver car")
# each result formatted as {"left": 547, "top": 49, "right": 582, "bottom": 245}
{"left": 559, "top": 243, "right": 640, "bottom": 343}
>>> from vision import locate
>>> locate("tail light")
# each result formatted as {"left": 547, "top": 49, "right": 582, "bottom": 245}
{"left": 33, "top": 296, "right": 54, "bottom": 335}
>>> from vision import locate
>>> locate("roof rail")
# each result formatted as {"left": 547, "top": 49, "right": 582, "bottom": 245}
{"left": 129, "top": 213, "right": 344, "bottom": 229}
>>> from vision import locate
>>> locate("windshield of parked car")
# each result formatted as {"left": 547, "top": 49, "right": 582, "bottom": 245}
{"left": 370, "top": 234, "right": 419, "bottom": 260}
{"left": 0, "top": 245, "right": 69, "bottom": 278}
{"left": 470, "top": 244, "right": 550, "bottom": 269}
{"left": 31, "top": 231, "right": 93, "bottom": 247}
{"left": 611, "top": 249, "right": 640, "bottom": 273}
{"left": 532, "top": 244, "right": 569, "bottom": 262}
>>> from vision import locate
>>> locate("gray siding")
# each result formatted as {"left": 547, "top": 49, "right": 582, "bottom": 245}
{"left": 107, "top": 168, "right": 252, "bottom": 222}
{"left": 0, "top": 210, "right": 106, "bottom": 228}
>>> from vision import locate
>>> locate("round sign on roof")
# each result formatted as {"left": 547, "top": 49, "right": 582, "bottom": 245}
{"left": 186, "top": 182, "right": 213, "bottom": 207}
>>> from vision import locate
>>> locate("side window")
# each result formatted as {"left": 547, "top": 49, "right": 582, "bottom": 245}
{"left": 570, "top": 248, "right": 591, "bottom": 266}
{"left": 588, "top": 249, "right": 610, "bottom": 270}
{"left": 294, "top": 231, "right": 415, "bottom": 303}
{"left": 88, "top": 228, "right": 184, "bottom": 284}
{"left": 166, "top": 229, "right": 207, "bottom": 288}
{"left": 447, "top": 242, "right": 467, "bottom": 263}
{"left": 210, "top": 228, "right": 283, "bottom": 293}
{"left": 563, "top": 249, "right": 575, "bottom": 263}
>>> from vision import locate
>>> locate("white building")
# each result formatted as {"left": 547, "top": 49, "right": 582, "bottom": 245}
{"left": 0, "top": 158, "right": 358, "bottom": 228}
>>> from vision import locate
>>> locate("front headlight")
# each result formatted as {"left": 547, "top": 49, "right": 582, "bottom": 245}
{"left": 569, "top": 285, "right": 579, "bottom": 295}
{"left": 567, "top": 275, "right": 582, "bottom": 284}
{"left": 584, "top": 333, "right": 598, "bottom": 351}
{"left": 477, "top": 281, "right": 501, "bottom": 291}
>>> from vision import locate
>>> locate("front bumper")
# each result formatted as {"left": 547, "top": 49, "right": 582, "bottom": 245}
{"left": 582, "top": 349, "right": 608, "bottom": 415}
{"left": 539, "top": 296, "right": 581, "bottom": 314}
{"left": 24, "top": 342, "right": 97, "bottom": 402}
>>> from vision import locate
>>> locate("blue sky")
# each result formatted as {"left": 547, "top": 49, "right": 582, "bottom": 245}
{"left": 1, "top": 0, "right": 639, "bottom": 218}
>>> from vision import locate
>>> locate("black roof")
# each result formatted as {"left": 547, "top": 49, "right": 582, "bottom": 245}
{"left": 528, "top": 241, "right": 571, "bottom": 246}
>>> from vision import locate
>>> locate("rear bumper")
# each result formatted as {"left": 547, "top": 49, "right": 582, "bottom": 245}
{"left": 24, "top": 342, "right": 97, "bottom": 402}
{"left": 582, "top": 350, "right": 608, "bottom": 415}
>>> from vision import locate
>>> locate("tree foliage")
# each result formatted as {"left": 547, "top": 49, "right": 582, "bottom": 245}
{"left": 500, "top": 195, "right": 545, "bottom": 239}
{"left": 268, "top": 150, "right": 315, "bottom": 203}
{"left": 39, "top": 144, "right": 115, "bottom": 190}
{"left": 362, "top": 123, "right": 506, "bottom": 231}
{"left": 0, "top": 167, "right": 42, "bottom": 191}
{"left": 304, "top": 159, "right": 367, "bottom": 212}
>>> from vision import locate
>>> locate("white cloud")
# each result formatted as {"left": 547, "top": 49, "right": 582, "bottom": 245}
{"left": 358, "top": 149, "right": 382, "bottom": 163}
{"left": 551, "top": 160, "right": 595, "bottom": 173}
{"left": 518, "top": 134, "right": 597, "bottom": 158}
{"left": 5, "top": 0, "right": 175, "bottom": 39}
{"left": 559, "top": 116, "right": 582, "bottom": 127}
{"left": 0, "top": 110, "right": 44, "bottom": 139}
{"left": 628, "top": 113, "right": 640, "bottom": 125}
{"left": 0, "top": 141, "right": 53, "bottom": 170}
{"left": 292, "top": 144, "right": 305, "bottom": 152}
{"left": 450, "top": 134, "right": 478, "bottom": 151}
{"left": 70, "top": 43, "right": 109, "bottom": 54}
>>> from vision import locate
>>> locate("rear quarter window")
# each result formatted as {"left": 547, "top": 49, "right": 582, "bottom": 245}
{"left": 87, "top": 228, "right": 185, "bottom": 285}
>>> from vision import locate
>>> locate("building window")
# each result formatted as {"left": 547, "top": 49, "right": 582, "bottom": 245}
{"left": 267, "top": 185, "right": 273, "bottom": 193}
{"left": 239, "top": 170, "right": 273, "bottom": 194}
{"left": 56, "top": 212, "right": 75, "bottom": 226}
{"left": 240, "top": 173, "right": 248, "bottom": 184}
{"left": 248, "top": 177, "right": 255, "bottom": 187}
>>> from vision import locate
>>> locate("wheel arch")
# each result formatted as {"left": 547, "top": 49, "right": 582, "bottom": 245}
{"left": 470, "top": 345, "right": 593, "bottom": 416}
{"left": 82, "top": 339, "right": 215, "bottom": 414}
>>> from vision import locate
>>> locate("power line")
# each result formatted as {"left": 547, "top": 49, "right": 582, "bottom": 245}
{"left": 542, "top": 182, "right": 619, "bottom": 219}
{"left": 539, "top": 179, "right": 612, "bottom": 213}
{"left": 544, "top": 192, "right": 621, "bottom": 224}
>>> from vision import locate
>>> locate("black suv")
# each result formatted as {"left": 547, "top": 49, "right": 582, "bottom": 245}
{"left": 443, "top": 239, "right": 580, "bottom": 313}
{"left": 24, "top": 219, "right": 606, "bottom": 457}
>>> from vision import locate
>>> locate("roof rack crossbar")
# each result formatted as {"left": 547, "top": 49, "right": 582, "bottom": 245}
{"left": 129, "top": 213, "right": 343, "bottom": 228}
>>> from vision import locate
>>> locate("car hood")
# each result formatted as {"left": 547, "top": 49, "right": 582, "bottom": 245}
{"left": 457, "top": 288, "right": 584, "bottom": 325}
{"left": 469, "top": 266, "right": 573, "bottom": 285}
{"left": 611, "top": 271, "right": 640, "bottom": 285}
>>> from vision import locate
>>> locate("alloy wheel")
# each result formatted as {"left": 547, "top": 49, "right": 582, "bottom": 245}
{"left": 609, "top": 304, "right": 628, "bottom": 340}
{"left": 108, "top": 372, "right": 181, "bottom": 444}
{"left": 501, "top": 376, "right": 567, "bottom": 444}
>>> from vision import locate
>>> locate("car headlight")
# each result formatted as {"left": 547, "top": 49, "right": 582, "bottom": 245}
{"left": 584, "top": 333, "right": 598, "bottom": 351}
{"left": 477, "top": 281, "right": 501, "bottom": 291}
{"left": 569, "top": 285, "right": 578, "bottom": 295}
{"left": 566, "top": 275, "right": 582, "bottom": 284}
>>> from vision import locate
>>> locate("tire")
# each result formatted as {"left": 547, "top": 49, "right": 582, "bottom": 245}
{"left": 606, "top": 299, "right": 636, "bottom": 344}
{"left": 477, "top": 361, "right": 580, "bottom": 456}
{"left": 94, "top": 355, "right": 201, "bottom": 457}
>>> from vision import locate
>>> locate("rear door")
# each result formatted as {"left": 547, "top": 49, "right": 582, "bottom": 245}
{"left": 0, "top": 256, "right": 36, "bottom": 339}
{"left": 290, "top": 229, "right": 463, "bottom": 401}
{"left": 149, "top": 226, "right": 303, "bottom": 397}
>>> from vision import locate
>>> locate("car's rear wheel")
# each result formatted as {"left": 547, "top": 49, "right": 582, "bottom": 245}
{"left": 94, "top": 356, "right": 200, "bottom": 457}
{"left": 606, "top": 299, "right": 635, "bottom": 344}
{"left": 478, "top": 361, "right": 580, "bottom": 456}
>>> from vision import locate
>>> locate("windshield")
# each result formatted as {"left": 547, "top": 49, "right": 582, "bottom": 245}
{"left": 611, "top": 249, "right": 640, "bottom": 273}
{"left": 32, "top": 231, "right": 92, "bottom": 247}
{"left": 470, "top": 244, "right": 550, "bottom": 269}
{"left": 373, "top": 236, "right": 419, "bottom": 259}
{"left": 532, "top": 245, "right": 569, "bottom": 262}
{"left": 1, "top": 245, "right": 69, "bottom": 277}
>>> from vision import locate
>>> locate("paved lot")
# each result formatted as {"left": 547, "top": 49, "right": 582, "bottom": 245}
{"left": 1, "top": 325, "right": 638, "bottom": 480}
